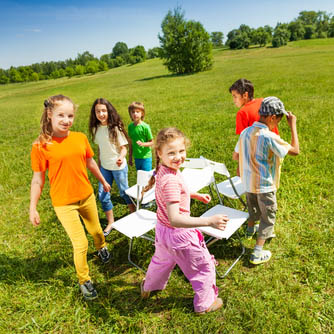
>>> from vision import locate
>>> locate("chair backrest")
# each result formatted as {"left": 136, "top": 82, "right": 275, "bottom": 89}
{"left": 137, "top": 170, "right": 154, "bottom": 187}
{"left": 182, "top": 166, "right": 214, "bottom": 193}
{"left": 200, "top": 156, "right": 231, "bottom": 178}
{"left": 181, "top": 158, "right": 208, "bottom": 169}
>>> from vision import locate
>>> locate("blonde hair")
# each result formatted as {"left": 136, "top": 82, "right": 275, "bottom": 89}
{"left": 142, "top": 127, "right": 189, "bottom": 195}
{"left": 35, "top": 95, "right": 76, "bottom": 145}
{"left": 128, "top": 101, "right": 145, "bottom": 120}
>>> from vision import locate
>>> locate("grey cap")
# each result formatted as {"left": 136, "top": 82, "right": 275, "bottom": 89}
{"left": 259, "top": 96, "right": 289, "bottom": 116}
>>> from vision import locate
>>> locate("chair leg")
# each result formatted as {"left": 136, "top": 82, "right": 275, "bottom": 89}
{"left": 216, "top": 231, "right": 245, "bottom": 279}
{"left": 128, "top": 238, "right": 146, "bottom": 273}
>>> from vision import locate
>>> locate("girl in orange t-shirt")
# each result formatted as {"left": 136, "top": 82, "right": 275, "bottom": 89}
{"left": 29, "top": 95, "right": 111, "bottom": 301}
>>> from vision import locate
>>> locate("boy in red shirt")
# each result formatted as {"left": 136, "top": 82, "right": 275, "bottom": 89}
{"left": 229, "top": 78, "right": 279, "bottom": 135}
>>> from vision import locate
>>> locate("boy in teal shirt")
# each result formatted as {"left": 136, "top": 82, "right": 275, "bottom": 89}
{"left": 128, "top": 102, "right": 153, "bottom": 171}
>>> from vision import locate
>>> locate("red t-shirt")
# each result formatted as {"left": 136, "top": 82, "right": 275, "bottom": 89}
{"left": 236, "top": 98, "right": 279, "bottom": 135}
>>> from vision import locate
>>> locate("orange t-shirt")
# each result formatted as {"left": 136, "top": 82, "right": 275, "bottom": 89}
{"left": 31, "top": 132, "right": 94, "bottom": 206}
{"left": 236, "top": 98, "right": 279, "bottom": 135}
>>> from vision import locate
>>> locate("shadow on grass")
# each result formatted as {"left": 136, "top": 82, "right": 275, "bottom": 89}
{"left": 136, "top": 72, "right": 195, "bottom": 82}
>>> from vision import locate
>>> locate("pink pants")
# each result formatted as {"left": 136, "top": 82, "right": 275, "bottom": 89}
{"left": 144, "top": 223, "right": 218, "bottom": 313}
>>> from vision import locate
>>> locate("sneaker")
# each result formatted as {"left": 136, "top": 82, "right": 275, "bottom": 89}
{"left": 250, "top": 250, "right": 272, "bottom": 265}
{"left": 140, "top": 279, "right": 150, "bottom": 299}
{"left": 98, "top": 246, "right": 111, "bottom": 264}
{"left": 196, "top": 298, "right": 223, "bottom": 315}
{"left": 245, "top": 224, "right": 259, "bottom": 240}
{"left": 79, "top": 280, "right": 98, "bottom": 300}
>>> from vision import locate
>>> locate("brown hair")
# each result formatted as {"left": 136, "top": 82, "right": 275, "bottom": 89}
{"left": 142, "top": 127, "right": 189, "bottom": 195}
{"left": 229, "top": 78, "right": 254, "bottom": 100}
{"left": 89, "top": 98, "right": 130, "bottom": 145}
{"left": 35, "top": 94, "right": 76, "bottom": 145}
{"left": 128, "top": 101, "right": 145, "bottom": 120}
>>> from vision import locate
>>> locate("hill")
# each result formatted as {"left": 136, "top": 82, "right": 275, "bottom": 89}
{"left": 0, "top": 39, "right": 333, "bottom": 333}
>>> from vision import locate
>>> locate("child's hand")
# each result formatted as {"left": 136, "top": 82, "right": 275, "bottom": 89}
{"left": 103, "top": 181, "right": 111, "bottom": 193}
{"left": 116, "top": 157, "right": 124, "bottom": 167}
{"left": 30, "top": 209, "right": 41, "bottom": 226}
{"left": 136, "top": 140, "right": 144, "bottom": 147}
{"left": 208, "top": 214, "right": 229, "bottom": 230}
{"left": 286, "top": 112, "right": 297, "bottom": 127}
{"left": 196, "top": 193, "right": 211, "bottom": 204}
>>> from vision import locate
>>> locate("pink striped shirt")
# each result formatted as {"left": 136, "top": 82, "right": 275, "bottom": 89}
{"left": 155, "top": 165, "right": 190, "bottom": 228}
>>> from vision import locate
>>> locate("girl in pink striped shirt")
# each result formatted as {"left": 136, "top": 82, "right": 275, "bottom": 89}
{"left": 141, "top": 127, "right": 228, "bottom": 314}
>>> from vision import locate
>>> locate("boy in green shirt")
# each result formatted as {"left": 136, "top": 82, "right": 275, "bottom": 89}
{"left": 128, "top": 102, "right": 153, "bottom": 171}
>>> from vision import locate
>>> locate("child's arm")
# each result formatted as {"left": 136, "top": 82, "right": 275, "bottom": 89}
{"left": 190, "top": 192, "right": 211, "bottom": 204}
{"left": 286, "top": 112, "right": 299, "bottom": 155}
{"left": 116, "top": 145, "right": 127, "bottom": 167}
{"left": 136, "top": 139, "right": 153, "bottom": 147}
{"left": 29, "top": 171, "right": 45, "bottom": 226}
{"left": 167, "top": 202, "right": 228, "bottom": 230}
{"left": 86, "top": 157, "right": 111, "bottom": 192}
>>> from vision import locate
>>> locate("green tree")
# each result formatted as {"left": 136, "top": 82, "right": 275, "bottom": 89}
{"left": 328, "top": 17, "right": 334, "bottom": 37}
{"left": 85, "top": 60, "right": 99, "bottom": 74}
{"left": 147, "top": 47, "right": 161, "bottom": 59}
{"left": 272, "top": 26, "right": 290, "bottom": 47}
{"left": 288, "top": 20, "right": 305, "bottom": 41}
{"left": 66, "top": 67, "right": 75, "bottom": 77}
{"left": 112, "top": 42, "right": 129, "bottom": 58}
{"left": 129, "top": 45, "right": 146, "bottom": 64}
{"left": 226, "top": 29, "right": 250, "bottom": 49}
{"left": 159, "top": 7, "right": 212, "bottom": 74}
{"left": 74, "top": 65, "right": 85, "bottom": 75}
{"left": 304, "top": 25, "right": 315, "bottom": 39}
{"left": 0, "top": 74, "right": 9, "bottom": 84}
{"left": 98, "top": 60, "right": 109, "bottom": 71}
{"left": 210, "top": 31, "right": 224, "bottom": 47}
{"left": 75, "top": 51, "right": 96, "bottom": 66}
{"left": 252, "top": 27, "right": 271, "bottom": 46}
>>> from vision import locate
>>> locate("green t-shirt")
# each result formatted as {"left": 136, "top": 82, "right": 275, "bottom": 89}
{"left": 128, "top": 121, "right": 153, "bottom": 159}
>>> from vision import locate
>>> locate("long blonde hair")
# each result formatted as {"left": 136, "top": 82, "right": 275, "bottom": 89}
{"left": 142, "top": 127, "right": 189, "bottom": 195}
{"left": 35, "top": 95, "right": 76, "bottom": 145}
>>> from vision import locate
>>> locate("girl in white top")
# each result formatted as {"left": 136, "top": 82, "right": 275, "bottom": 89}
{"left": 89, "top": 98, "right": 135, "bottom": 236}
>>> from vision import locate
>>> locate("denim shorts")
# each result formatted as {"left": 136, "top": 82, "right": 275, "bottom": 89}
{"left": 246, "top": 191, "right": 277, "bottom": 239}
{"left": 135, "top": 157, "right": 152, "bottom": 171}
{"left": 98, "top": 165, "right": 131, "bottom": 212}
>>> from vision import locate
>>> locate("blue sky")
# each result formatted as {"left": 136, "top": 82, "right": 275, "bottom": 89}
{"left": 0, "top": 0, "right": 333, "bottom": 69}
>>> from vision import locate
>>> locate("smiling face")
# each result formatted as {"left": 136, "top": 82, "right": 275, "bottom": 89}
{"left": 48, "top": 100, "right": 75, "bottom": 137}
{"left": 231, "top": 90, "right": 249, "bottom": 108}
{"left": 158, "top": 137, "right": 186, "bottom": 171}
{"left": 95, "top": 103, "right": 109, "bottom": 125}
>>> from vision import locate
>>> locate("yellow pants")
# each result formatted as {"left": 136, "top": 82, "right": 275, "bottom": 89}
{"left": 54, "top": 192, "right": 106, "bottom": 284}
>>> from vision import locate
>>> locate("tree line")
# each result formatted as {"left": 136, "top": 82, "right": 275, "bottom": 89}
{"left": 0, "top": 43, "right": 161, "bottom": 85}
{"left": 222, "top": 10, "right": 334, "bottom": 49}
{"left": 1, "top": 9, "right": 333, "bottom": 83}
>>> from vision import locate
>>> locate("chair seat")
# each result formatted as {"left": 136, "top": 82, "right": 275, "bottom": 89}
{"left": 125, "top": 185, "right": 155, "bottom": 205}
{"left": 198, "top": 204, "right": 249, "bottom": 240}
{"left": 112, "top": 209, "right": 157, "bottom": 239}
{"left": 216, "top": 176, "right": 246, "bottom": 199}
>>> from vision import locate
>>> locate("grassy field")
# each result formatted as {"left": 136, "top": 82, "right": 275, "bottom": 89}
{"left": 0, "top": 38, "right": 333, "bottom": 333}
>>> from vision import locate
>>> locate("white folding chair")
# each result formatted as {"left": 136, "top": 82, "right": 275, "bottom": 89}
{"left": 196, "top": 158, "right": 249, "bottom": 278}
{"left": 200, "top": 156, "right": 247, "bottom": 210}
{"left": 125, "top": 170, "right": 155, "bottom": 208}
{"left": 112, "top": 170, "right": 157, "bottom": 272}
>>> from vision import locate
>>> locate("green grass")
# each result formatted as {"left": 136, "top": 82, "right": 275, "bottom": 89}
{"left": 0, "top": 38, "right": 333, "bottom": 333}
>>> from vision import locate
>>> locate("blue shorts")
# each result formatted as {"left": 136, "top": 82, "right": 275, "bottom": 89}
{"left": 135, "top": 157, "right": 152, "bottom": 171}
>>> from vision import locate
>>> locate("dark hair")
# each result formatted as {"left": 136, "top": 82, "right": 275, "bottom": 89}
{"left": 229, "top": 78, "right": 254, "bottom": 100}
{"left": 128, "top": 101, "right": 145, "bottom": 120}
{"left": 89, "top": 98, "right": 129, "bottom": 144}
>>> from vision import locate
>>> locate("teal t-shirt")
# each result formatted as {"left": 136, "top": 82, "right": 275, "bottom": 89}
{"left": 128, "top": 121, "right": 153, "bottom": 159}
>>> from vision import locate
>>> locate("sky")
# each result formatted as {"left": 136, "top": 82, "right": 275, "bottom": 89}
{"left": 0, "top": 0, "right": 333, "bottom": 69}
